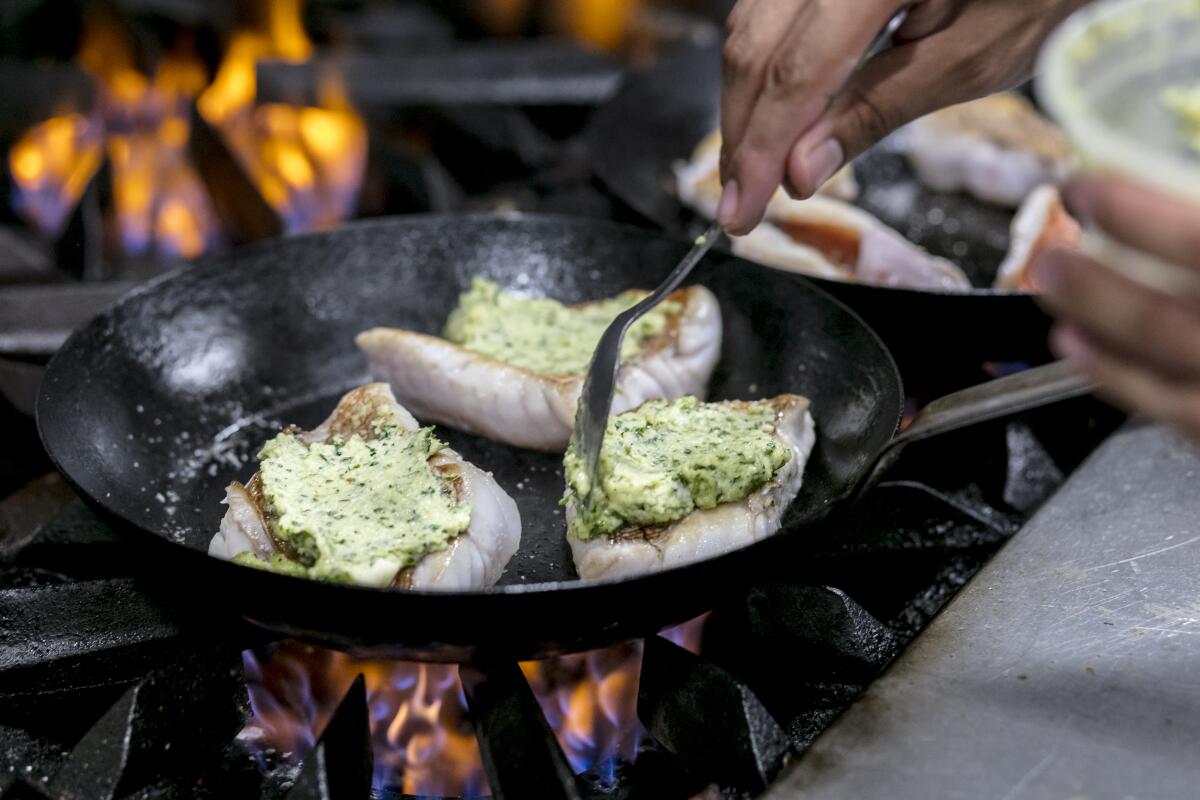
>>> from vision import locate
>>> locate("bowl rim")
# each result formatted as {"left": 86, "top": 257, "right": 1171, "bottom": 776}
{"left": 1036, "top": 0, "right": 1200, "bottom": 201}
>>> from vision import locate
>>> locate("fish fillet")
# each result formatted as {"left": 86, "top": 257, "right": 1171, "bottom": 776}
{"left": 675, "top": 132, "right": 969, "bottom": 290}
{"left": 566, "top": 395, "right": 815, "bottom": 581}
{"left": 208, "top": 383, "right": 521, "bottom": 590}
{"left": 356, "top": 285, "right": 722, "bottom": 452}
{"left": 995, "top": 185, "right": 1082, "bottom": 291}
{"left": 902, "top": 93, "right": 1069, "bottom": 208}
{"left": 730, "top": 195, "right": 971, "bottom": 290}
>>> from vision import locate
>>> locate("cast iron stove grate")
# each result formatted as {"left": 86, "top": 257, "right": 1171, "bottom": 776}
{"left": 0, "top": 394, "right": 1120, "bottom": 799}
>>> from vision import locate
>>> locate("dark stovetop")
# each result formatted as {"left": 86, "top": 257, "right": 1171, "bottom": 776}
{"left": 0, "top": 393, "right": 1122, "bottom": 799}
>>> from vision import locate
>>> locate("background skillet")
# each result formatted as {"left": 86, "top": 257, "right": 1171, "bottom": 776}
{"left": 587, "top": 43, "right": 1053, "bottom": 367}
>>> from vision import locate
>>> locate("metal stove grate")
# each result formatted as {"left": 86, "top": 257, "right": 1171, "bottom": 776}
{"left": 0, "top": 397, "right": 1120, "bottom": 799}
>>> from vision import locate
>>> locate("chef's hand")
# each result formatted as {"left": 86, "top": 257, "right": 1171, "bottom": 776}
{"left": 717, "top": 0, "right": 1086, "bottom": 234}
{"left": 1035, "top": 176, "right": 1200, "bottom": 441}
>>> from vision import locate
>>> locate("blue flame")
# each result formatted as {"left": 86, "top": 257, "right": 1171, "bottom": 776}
{"left": 240, "top": 615, "right": 709, "bottom": 797}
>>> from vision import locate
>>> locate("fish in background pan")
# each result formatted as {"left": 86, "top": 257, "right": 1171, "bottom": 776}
{"left": 674, "top": 132, "right": 971, "bottom": 291}
{"left": 900, "top": 93, "right": 1070, "bottom": 209}
{"left": 731, "top": 195, "right": 972, "bottom": 290}
{"left": 994, "top": 184, "right": 1082, "bottom": 291}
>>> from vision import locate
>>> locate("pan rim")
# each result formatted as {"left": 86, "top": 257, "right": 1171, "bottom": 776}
{"left": 36, "top": 211, "right": 904, "bottom": 600}
{"left": 586, "top": 41, "right": 1039, "bottom": 300}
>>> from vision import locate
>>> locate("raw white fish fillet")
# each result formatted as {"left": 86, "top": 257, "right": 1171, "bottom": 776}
{"left": 356, "top": 285, "right": 722, "bottom": 452}
{"left": 675, "top": 132, "right": 969, "bottom": 290}
{"left": 731, "top": 195, "right": 971, "bottom": 291}
{"left": 994, "top": 185, "right": 1082, "bottom": 291}
{"left": 673, "top": 130, "right": 859, "bottom": 220}
{"left": 729, "top": 223, "right": 846, "bottom": 281}
{"left": 208, "top": 383, "right": 521, "bottom": 590}
{"left": 567, "top": 395, "right": 815, "bottom": 581}
{"left": 855, "top": 224, "right": 973, "bottom": 291}
{"left": 903, "top": 93, "right": 1069, "bottom": 208}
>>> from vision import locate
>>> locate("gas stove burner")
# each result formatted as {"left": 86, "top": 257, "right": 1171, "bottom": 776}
{"left": 0, "top": 397, "right": 1120, "bottom": 798}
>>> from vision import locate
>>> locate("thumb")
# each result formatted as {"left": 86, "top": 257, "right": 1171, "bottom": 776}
{"left": 784, "top": 38, "right": 986, "bottom": 199}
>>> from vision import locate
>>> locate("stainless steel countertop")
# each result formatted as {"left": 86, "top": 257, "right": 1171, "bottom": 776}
{"left": 767, "top": 422, "right": 1200, "bottom": 800}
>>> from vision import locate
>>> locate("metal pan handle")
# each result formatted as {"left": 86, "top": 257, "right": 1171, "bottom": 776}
{"left": 850, "top": 361, "right": 1096, "bottom": 502}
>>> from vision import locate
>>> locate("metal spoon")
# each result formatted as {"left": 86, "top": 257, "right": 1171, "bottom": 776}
{"left": 571, "top": 221, "right": 724, "bottom": 498}
{"left": 570, "top": 5, "right": 914, "bottom": 499}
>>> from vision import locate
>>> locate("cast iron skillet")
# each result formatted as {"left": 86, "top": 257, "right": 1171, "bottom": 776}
{"left": 587, "top": 43, "right": 1053, "bottom": 364}
{"left": 37, "top": 214, "right": 901, "bottom": 661}
{"left": 38, "top": 215, "right": 1085, "bottom": 663}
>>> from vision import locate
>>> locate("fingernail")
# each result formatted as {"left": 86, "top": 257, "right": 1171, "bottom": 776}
{"left": 1050, "top": 324, "right": 1090, "bottom": 363}
{"left": 1061, "top": 180, "right": 1096, "bottom": 223}
{"left": 804, "top": 139, "right": 844, "bottom": 193}
{"left": 717, "top": 180, "right": 739, "bottom": 228}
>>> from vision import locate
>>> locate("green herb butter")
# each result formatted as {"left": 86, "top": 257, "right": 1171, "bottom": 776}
{"left": 1162, "top": 82, "right": 1200, "bottom": 153}
{"left": 252, "top": 421, "right": 471, "bottom": 584}
{"left": 232, "top": 552, "right": 316, "bottom": 579}
{"left": 563, "top": 396, "right": 791, "bottom": 541}
{"left": 443, "top": 277, "right": 680, "bottom": 376}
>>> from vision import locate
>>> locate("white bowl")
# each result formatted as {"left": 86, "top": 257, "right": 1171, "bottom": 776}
{"left": 1037, "top": 0, "right": 1200, "bottom": 294}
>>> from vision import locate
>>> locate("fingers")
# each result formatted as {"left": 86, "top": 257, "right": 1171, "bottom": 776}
{"left": 786, "top": 0, "right": 1068, "bottom": 199}
{"left": 718, "top": 0, "right": 795, "bottom": 227}
{"left": 894, "top": 0, "right": 962, "bottom": 40}
{"left": 1039, "top": 176, "right": 1200, "bottom": 444}
{"left": 1051, "top": 324, "right": 1200, "bottom": 441}
{"left": 783, "top": 41, "right": 924, "bottom": 198}
{"left": 1034, "top": 248, "right": 1200, "bottom": 382}
{"left": 719, "top": 0, "right": 898, "bottom": 233}
{"left": 1064, "top": 175, "right": 1200, "bottom": 270}
{"left": 719, "top": 0, "right": 789, "bottom": 181}
{"left": 784, "top": 31, "right": 980, "bottom": 198}
{"left": 780, "top": 117, "right": 841, "bottom": 200}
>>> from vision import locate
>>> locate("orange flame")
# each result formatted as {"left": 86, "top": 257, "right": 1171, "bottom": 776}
{"left": 521, "top": 643, "right": 642, "bottom": 777}
{"left": 77, "top": 12, "right": 139, "bottom": 98}
{"left": 77, "top": 15, "right": 219, "bottom": 259}
{"left": 8, "top": 0, "right": 360, "bottom": 257}
{"left": 8, "top": 113, "right": 102, "bottom": 235}
{"left": 197, "top": 1, "right": 364, "bottom": 233}
{"left": 264, "top": 0, "right": 313, "bottom": 61}
{"left": 244, "top": 98, "right": 366, "bottom": 231}
{"left": 900, "top": 397, "right": 920, "bottom": 431}
{"left": 473, "top": 0, "right": 640, "bottom": 49}
{"left": 197, "top": 33, "right": 264, "bottom": 127}
{"left": 155, "top": 42, "right": 209, "bottom": 99}
{"left": 195, "top": 0, "right": 311, "bottom": 126}
{"left": 556, "top": 0, "right": 640, "bottom": 50}
{"left": 242, "top": 616, "right": 707, "bottom": 796}
{"left": 196, "top": 0, "right": 311, "bottom": 124}
{"left": 243, "top": 645, "right": 491, "bottom": 796}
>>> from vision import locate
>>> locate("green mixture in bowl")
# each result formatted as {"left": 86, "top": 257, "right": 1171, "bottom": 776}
{"left": 1162, "top": 82, "right": 1200, "bottom": 152}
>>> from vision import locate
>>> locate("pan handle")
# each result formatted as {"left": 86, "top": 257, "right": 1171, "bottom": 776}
{"left": 850, "top": 361, "right": 1095, "bottom": 502}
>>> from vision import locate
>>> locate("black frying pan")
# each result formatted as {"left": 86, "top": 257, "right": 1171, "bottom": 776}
{"left": 38, "top": 214, "right": 904, "bottom": 662}
{"left": 36, "top": 215, "right": 1090, "bottom": 662}
{"left": 587, "top": 43, "right": 1053, "bottom": 364}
